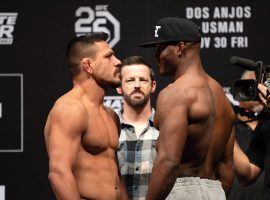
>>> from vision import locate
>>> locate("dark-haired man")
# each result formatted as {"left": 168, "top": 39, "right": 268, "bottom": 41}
{"left": 140, "top": 17, "right": 235, "bottom": 200}
{"left": 116, "top": 55, "right": 159, "bottom": 199}
{"left": 44, "top": 33, "right": 128, "bottom": 200}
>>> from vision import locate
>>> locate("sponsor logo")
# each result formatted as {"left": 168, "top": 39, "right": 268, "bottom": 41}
{"left": 0, "top": 13, "right": 18, "bottom": 45}
{"left": 75, "top": 5, "right": 120, "bottom": 47}
{"left": 154, "top": 25, "right": 161, "bottom": 37}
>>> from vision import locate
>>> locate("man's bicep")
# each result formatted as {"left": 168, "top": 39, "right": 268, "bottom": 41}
{"left": 157, "top": 101, "right": 188, "bottom": 160}
{"left": 48, "top": 108, "right": 84, "bottom": 169}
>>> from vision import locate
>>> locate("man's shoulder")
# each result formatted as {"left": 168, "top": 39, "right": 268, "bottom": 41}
{"left": 158, "top": 81, "right": 197, "bottom": 105}
{"left": 50, "top": 93, "right": 87, "bottom": 122}
{"left": 104, "top": 106, "right": 119, "bottom": 119}
{"left": 104, "top": 106, "right": 120, "bottom": 127}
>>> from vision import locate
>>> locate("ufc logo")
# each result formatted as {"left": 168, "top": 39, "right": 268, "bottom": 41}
{"left": 154, "top": 26, "right": 161, "bottom": 37}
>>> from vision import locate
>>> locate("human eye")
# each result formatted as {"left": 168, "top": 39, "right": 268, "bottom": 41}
{"left": 140, "top": 78, "right": 149, "bottom": 82}
{"left": 125, "top": 78, "right": 134, "bottom": 83}
{"left": 105, "top": 51, "right": 113, "bottom": 58}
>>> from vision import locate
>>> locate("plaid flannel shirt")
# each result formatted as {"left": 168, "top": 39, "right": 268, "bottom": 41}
{"left": 117, "top": 110, "right": 159, "bottom": 200}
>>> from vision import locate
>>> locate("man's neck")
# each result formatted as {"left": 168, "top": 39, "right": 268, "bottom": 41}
{"left": 174, "top": 53, "right": 202, "bottom": 80}
{"left": 122, "top": 100, "right": 152, "bottom": 124}
{"left": 73, "top": 78, "right": 106, "bottom": 105}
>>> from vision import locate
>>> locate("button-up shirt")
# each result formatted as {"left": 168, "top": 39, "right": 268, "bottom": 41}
{"left": 117, "top": 110, "right": 159, "bottom": 200}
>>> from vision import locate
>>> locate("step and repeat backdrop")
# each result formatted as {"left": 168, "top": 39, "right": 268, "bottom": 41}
{"left": 0, "top": 0, "right": 269, "bottom": 199}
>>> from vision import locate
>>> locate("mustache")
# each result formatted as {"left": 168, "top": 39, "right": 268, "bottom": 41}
{"left": 131, "top": 90, "right": 145, "bottom": 96}
{"left": 114, "top": 69, "right": 120, "bottom": 75}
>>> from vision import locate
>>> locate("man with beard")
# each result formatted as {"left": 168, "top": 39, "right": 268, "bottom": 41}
{"left": 140, "top": 17, "right": 235, "bottom": 200}
{"left": 116, "top": 55, "right": 159, "bottom": 200}
{"left": 44, "top": 33, "right": 128, "bottom": 200}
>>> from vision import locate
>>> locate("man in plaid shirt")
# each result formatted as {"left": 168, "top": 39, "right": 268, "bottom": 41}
{"left": 116, "top": 55, "right": 159, "bottom": 200}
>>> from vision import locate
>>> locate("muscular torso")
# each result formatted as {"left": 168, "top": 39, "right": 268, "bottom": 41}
{"left": 44, "top": 89, "right": 121, "bottom": 200}
{"left": 156, "top": 72, "right": 234, "bottom": 179}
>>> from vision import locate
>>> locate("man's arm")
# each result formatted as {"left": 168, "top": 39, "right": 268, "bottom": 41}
{"left": 146, "top": 89, "right": 188, "bottom": 200}
{"left": 216, "top": 126, "right": 235, "bottom": 197}
{"left": 114, "top": 153, "right": 129, "bottom": 200}
{"left": 107, "top": 107, "right": 129, "bottom": 200}
{"left": 46, "top": 102, "right": 86, "bottom": 200}
{"left": 233, "top": 140, "right": 261, "bottom": 186}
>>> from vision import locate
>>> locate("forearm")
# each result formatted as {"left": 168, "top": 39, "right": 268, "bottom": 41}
{"left": 49, "top": 171, "right": 80, "bottom": 200}
{"left": 146, "top": 156, "right": 179, "bottom": 200}
{"left": 233, "top": 141, "right": 253, "bottom": 185}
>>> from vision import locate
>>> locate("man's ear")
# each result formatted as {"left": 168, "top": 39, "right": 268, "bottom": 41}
{"left": 81, "top": 57, "right": 94, "bottom": 74}
{"left": 116, "top": 87, "right": 123, "bottom": 94}
{"left": 177, "top": 42, "right": 185, "bottom": 56}
{"left": 151, "top": 80, "right": 157, "bottom": 93}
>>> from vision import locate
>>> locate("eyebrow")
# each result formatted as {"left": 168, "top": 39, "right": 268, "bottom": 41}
{"left": 104, "top": 50, "right": 114, "bottom": 57}
{"left": 125, "top": 76, "right": 149, "bottom": 80}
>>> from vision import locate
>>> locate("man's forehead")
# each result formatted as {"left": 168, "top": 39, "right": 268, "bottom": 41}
{"left": 94, "top": 41, "right": 112, "bottom": 52}
{"left": 121, "top": 64, "right": 151, "bottom": 76}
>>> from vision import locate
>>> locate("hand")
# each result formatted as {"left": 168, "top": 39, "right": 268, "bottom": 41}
{"left": 258, "top": 83, "right": 270, "bottom": 108}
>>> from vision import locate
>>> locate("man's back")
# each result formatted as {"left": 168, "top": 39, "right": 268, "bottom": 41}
{"left": 156, "top": 71, "right": 234, "bottom": 177}
{"left": 152, "top": 70, "right": 234, "bottom": 199}
{"left": 167, "top": 71, "right": 215, "bottom": 176}
{"left": 204, "top": 75, "right": 235, "bottom": 191}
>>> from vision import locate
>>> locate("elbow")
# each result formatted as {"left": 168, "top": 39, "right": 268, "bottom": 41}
{"left": 237, "top": 174, "right": 255, "bottom": 186}
{"left": 234, "top": 164, "right": 258, "bottom": 186}
{"left": 48, "top": 165, "right": 71, "bottom": 183}
{"left": 48, "top": 167, "right": 61, "bottom": 183}
{"left": 159, "top": 154, "right": 180, "bottom": 171}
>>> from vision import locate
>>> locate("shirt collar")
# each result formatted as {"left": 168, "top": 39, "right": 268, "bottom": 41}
{"left": 118, "top": 108, "right": 155, "bottom": 128}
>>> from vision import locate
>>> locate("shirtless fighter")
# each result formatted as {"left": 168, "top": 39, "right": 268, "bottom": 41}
{"left": 140, "top": 17, "right": 235, "bottom": 200}
{"left": 44, "top": 33, "right": 128, "bottom": 200}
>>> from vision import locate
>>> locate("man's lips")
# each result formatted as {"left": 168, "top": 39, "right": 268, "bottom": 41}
{"left": 131, "top": 91, "right": 144, "bottom": 97}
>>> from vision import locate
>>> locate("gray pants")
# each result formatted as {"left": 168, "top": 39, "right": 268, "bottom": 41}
{"left": 166, "top": 177, "right": 226, "bottom": 200}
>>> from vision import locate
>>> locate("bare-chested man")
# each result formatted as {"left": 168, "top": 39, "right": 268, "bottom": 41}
{"left": 44, "top": 33, "right": 128, "bottom": 200}
{"left": 140, "top": 17, "right": 235, "bottom": 200}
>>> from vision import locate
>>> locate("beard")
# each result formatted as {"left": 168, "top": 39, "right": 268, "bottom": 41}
{"left": 124, "top": 90, "right": 150, "bottom": 108}
{"left": 110, "top": 70, "right": 121, "bottom": 88}
{"left": 157, "top": 59, "right": 176, "bottom": 76}
{"left": 93, "top": 70, "right": 121, "bottom": 89}
{"left": 108, "top": 78, "right": 121, "bottom": 88}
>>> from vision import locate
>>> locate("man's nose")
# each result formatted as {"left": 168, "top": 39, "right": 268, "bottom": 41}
{"left": 114, "top": 56, "right": 121, "bottom": 67}
{"left": 134, "top": 79, "right": 141, "bottom": 88}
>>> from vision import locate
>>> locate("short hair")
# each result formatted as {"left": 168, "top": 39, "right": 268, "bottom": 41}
{"left": 66, "top": 32, "right": 109, "bottom": 77}
{"left": 120, "top": 55, "right": 155, "bottom": 81}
